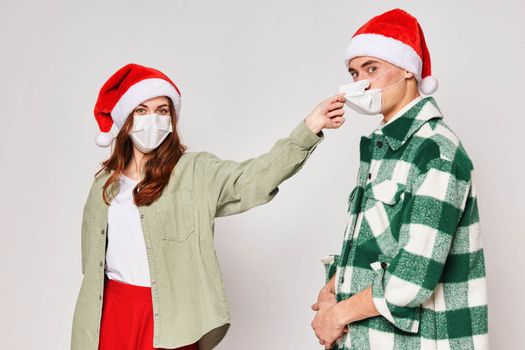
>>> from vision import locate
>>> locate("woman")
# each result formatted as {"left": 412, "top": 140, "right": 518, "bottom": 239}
{"left": 71, "top": 63, "right": 345, "bottom": 350}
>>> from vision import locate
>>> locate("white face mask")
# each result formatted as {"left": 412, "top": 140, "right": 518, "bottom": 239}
{"left": 129, "top": 113, "right": 173, "bottom": 153}
{"left": 339, "top": 67, "right": 405, "bottom": 116}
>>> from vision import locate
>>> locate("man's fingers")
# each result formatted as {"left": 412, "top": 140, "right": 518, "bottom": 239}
{"left": 324, "top": 339, "right": 334, "bottom": 349}
{"left": 313, "top": 327, "right": 321, "bottom": 340}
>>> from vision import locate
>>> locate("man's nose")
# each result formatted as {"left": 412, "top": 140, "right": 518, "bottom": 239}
{"left": 355, "top": 77, "right": 371, "bottom": 90}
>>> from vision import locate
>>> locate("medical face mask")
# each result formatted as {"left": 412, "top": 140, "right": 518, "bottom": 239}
{"left": 129, "top": 113, "right": 173, "bottom": 153}
{"left": 339, "top": 67, "right": 405, "bottom": 116}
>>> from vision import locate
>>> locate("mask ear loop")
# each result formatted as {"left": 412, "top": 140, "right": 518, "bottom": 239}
{"left": 365, "top": 71, "right": 406, "bottom": 93}
{"left": 367, "top": 65, "right": 397, "bottom": 85}
{"left": 348, "top": 65, "right": 396, "bottom": 86}
{"left": 380, "top": 76, "right": 407, "bottom": 92}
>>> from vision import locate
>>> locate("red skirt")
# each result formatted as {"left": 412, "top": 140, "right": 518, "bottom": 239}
{"left": 98, "top": 277, "right": 199, "bottom": 350}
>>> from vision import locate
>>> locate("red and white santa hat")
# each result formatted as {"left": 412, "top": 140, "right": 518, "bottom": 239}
{"left": 93, "top": 63, "right": 182, "bottom": 147}
{"left": 345, "top": 8, "right": 438, "bottom": 95}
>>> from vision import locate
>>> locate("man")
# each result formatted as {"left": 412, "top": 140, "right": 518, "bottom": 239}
{"left": 311, "top": 9, "right": 488, "bottom": 350}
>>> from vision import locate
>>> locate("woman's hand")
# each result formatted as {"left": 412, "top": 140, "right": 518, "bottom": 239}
{"left": 304, "top": 94, "right": 346, "bottom": 134}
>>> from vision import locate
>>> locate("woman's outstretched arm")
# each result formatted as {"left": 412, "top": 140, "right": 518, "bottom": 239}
{"left": 198, "top": 94, "right": 345, "bottom": 217}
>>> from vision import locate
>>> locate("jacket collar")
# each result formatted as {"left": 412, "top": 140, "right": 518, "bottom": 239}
{"left": 380, "top": 96, "right": 443, "bottom": 151}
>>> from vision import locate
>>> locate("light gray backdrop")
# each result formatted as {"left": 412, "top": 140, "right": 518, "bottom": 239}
{"left": 1, "top": 0, "right": 523, "bottom": 348}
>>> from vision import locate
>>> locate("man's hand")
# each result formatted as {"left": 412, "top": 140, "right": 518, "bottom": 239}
{"left": 312, "top": 279, "right": 337, "bottom": 312}
{"left": 311, "top": 303, "right": 347, "bottom": 349}
{"left": 311, "top": 277, "right": 347, "bottom": 349}
{"left": 304, "top": 94, "right": 346, "bottom": 134}
{"left": 311, "top": 285, "right": 381, "bottom": 348}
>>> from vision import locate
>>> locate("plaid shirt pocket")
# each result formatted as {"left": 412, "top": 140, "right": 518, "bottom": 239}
{"left": 357, "top": 179, "right": 406, "bottom": 258}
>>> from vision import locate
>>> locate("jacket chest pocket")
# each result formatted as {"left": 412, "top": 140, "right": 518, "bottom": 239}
{"left": 357, "top": 179, "right": 406, "bottom": 256}
{"left": 155, "top": 190, "right": 195, "bottom": 242}
{"left": 367, "top": 179, "right": 405, "bottom": 205}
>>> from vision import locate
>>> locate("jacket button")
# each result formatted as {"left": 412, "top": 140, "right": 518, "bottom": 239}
{"left": 381, "top": 262, "right": 387, "bottom": 269}
{"left": 99, "top": 262, "right": 104, "bottom": 267}
{"left": 100, "top": 229, "right": 105, "bottom": 235}
{"left": 368, "top": 173, "right": 372, "bottom": 180}
{"left": 376, "top": 140, "right": 384, "bottom": 148}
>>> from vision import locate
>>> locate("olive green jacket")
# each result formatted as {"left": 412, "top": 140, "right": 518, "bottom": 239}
{"left": 71, "top": 121, "right": 324, "bottom": 350}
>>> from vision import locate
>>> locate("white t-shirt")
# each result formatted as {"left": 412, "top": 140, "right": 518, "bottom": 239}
{"left": 105, "top": 174, "right": 151, "bottom": 287}
{"left": 379, "top": 95, "right": 424, "bottom": 128}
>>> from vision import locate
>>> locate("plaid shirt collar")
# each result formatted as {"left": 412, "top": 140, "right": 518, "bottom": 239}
{"left": 377, "top": 96, "right": 443, "bottom": 151}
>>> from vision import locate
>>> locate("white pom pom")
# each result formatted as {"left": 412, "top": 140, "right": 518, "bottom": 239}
{"left": 95, "top": 131, "right": 114, "bottom": 147}
{"left": 420, "top": 76, "right": 438, "bottom": 95}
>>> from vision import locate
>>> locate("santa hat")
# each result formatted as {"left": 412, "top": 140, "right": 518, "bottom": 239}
{"left": 93, "top": 63, "right": 182, "bottom": 147}
{"left": 345, "top": 8, "right": 438, "bottom": 95}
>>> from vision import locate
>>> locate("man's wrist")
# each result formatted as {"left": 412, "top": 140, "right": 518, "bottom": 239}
{"left": 333, "top": 297, "right": 358, "bottom": 326}
{"left": 330, "top": 301, "right": 350, "bottom": 328}
{"left": 334, "top": 287, "right": 379, "bottom": 325}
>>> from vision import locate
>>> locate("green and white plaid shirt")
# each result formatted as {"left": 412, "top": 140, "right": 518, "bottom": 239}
{"left": 325, "top": 96, "right": 488, "bottom": 349}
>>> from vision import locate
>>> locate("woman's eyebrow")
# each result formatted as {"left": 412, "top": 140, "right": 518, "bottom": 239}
{"left": 155, "top": 104, "right": 169, "bottom": 108}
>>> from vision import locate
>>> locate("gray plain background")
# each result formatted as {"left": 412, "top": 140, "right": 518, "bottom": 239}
{"left": 1, "top": 0, "right": 524, "bottom": 348}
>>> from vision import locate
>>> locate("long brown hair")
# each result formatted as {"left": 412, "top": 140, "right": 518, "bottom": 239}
{"left": 96, "top": 98, "right": 186, "bottom": 206}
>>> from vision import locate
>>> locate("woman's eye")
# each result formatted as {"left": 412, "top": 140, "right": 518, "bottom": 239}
{"left": 134, "top": 108, "right": 146, "bottom": 115}
{"left": 351, "top": 72, "right": 358, "bottom": 79}
{"left": 158, "top": 109, "right": 169, "bottom": 115}
{"left": 368, "top": 66, "right": 377, "bottom": 73}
